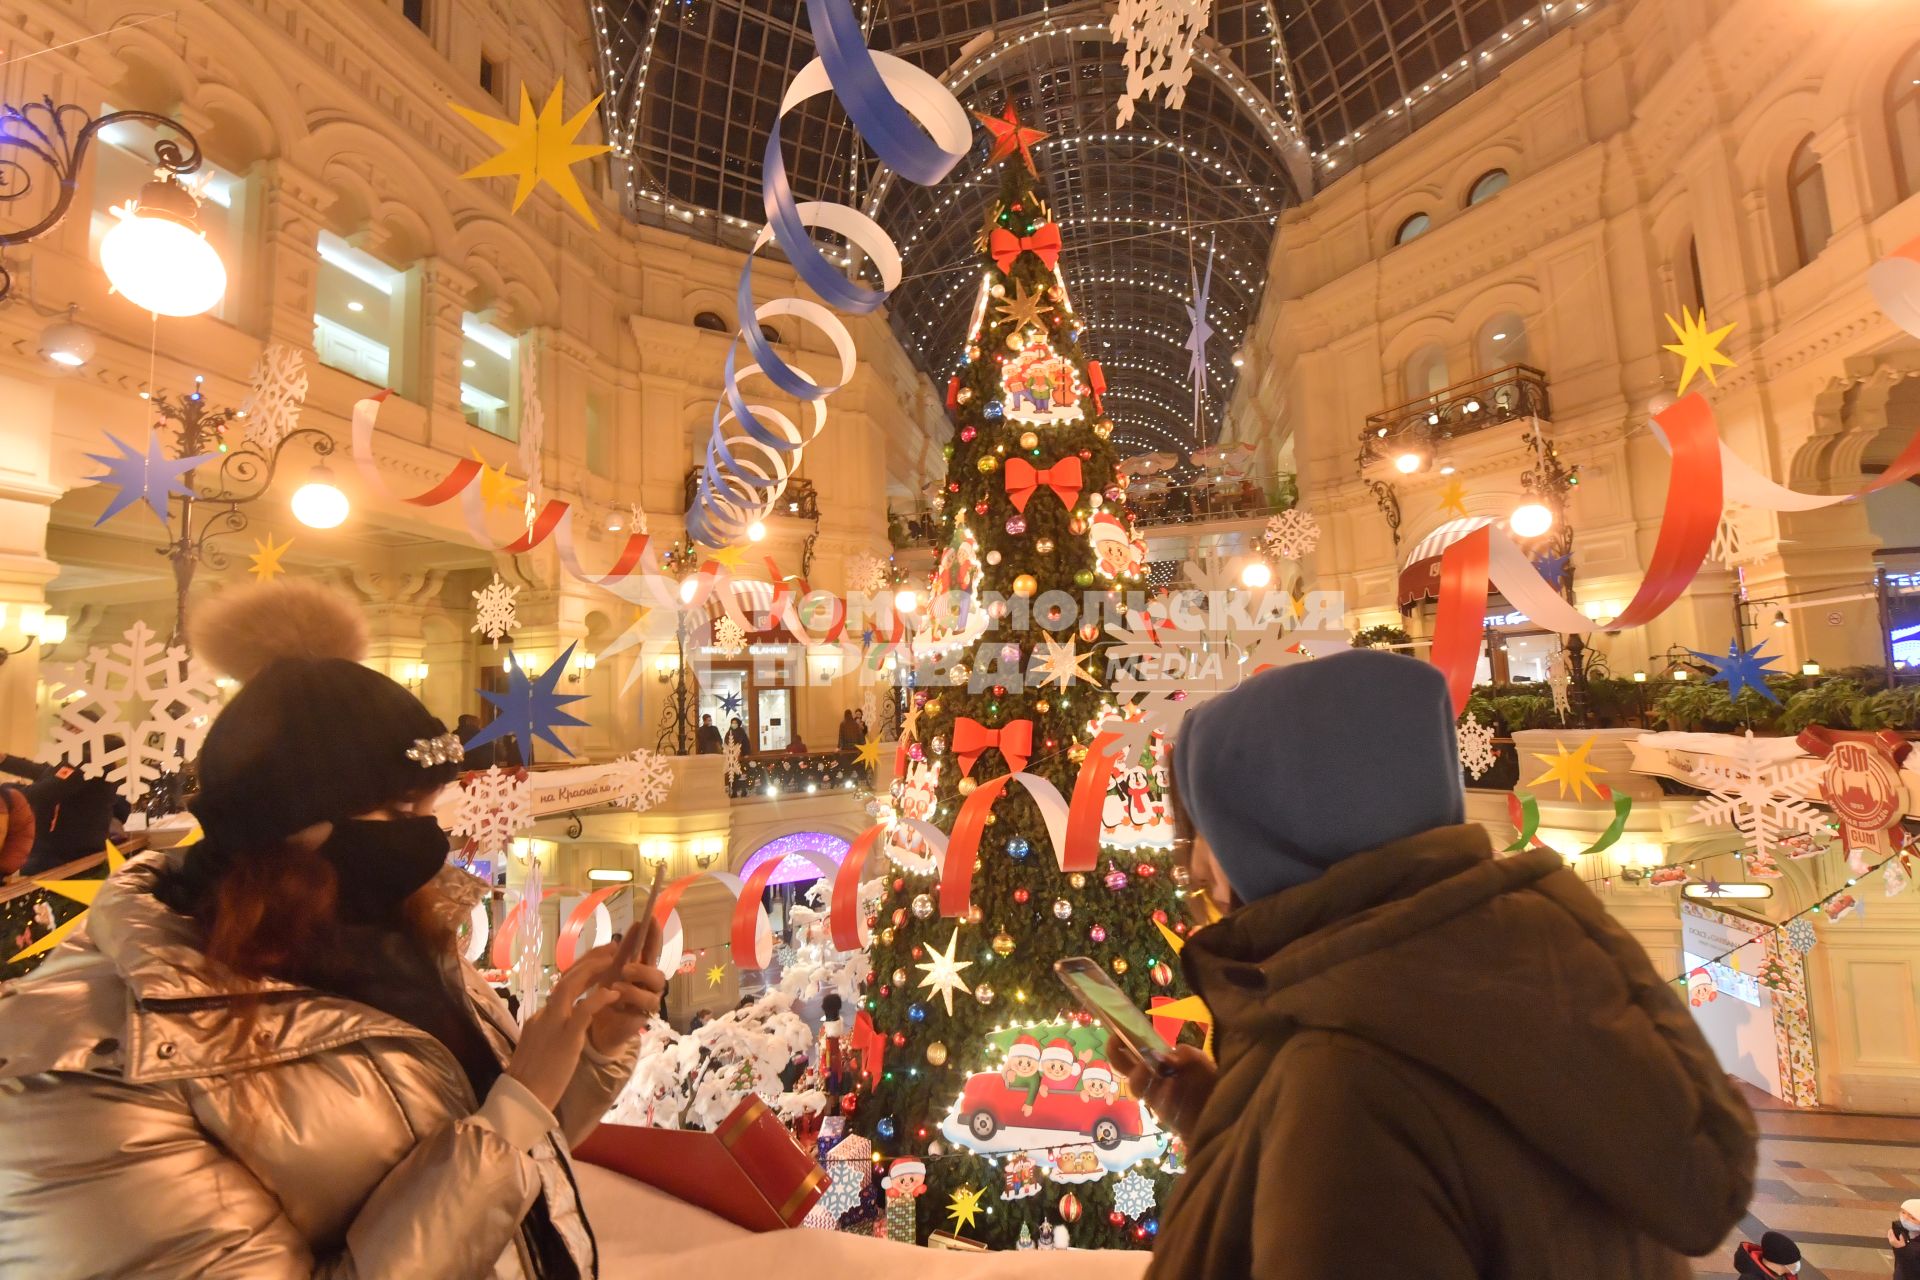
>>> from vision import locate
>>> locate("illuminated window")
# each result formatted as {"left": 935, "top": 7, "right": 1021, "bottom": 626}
{"left": 461, "top": 314, "right": 519, "bottom": 440}
{"left": 1890, "top": 45, "right": 1920, "bottom": 200}
{"left": 1466, "top": 169, "right": 1509, "bottom": 206}
{"left": 88, "top": 116, "right": 247, "bottom": 323}
{"left": 1403, "top": 344, "right": 1449, "bottom": 399}
{"left": 1477, "top": 314, "right": 1527, "bottom": 371}
{"left": 1787, "top": 136, "right": 1832, "bottom": 269}
{"left": 313, "top": 230, "right": 411, "bottom": 390}
{"left": 1394, "top": 212, "right": 1430, "bottom": 245}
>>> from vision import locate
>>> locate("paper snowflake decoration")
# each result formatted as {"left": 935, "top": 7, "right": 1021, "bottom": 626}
{"left": 1030, "top": 634, "right": 1100, "bottom": 691}
{"left": 469, "top": 641, "right": 589, "bottom": 757}
{"left": 514, "top": 856, "right": 545, "bottom": 1020}
{"left": 447, "top": 766, "right": 532, "bottom": 857}
{"left": 1457, "top": 712, "right": 1497, "bottom": 780}
{"left": 723, "top": 740, "right": 744, "bottom": 782}
{"left": 1785, "top": 917, "right": 1817, "bottom": 953}
{"left": 1263, "top": 508, "right": 1320, "bottom": 561}
{"left": 1110, "top": 0, "right": 1213, "bottom": 127}
{"left": 518, "top": 348, "right": 545, "bottom": 503}
{"left": 45, "top": 620, "right": 223, "bottom": 804}
{"left": 713, "top": 616, "right": 747, "bottom": 656}
{"left": 613, "top": 748, "right": 675, "bottom": 812}
{"left": 239, "top": 342, "right": 309, "bottom": 451}
{"left": 1688, "top": 732, "right": 1827, "bottom": 857}
{"left": 1546, "top": 646, "right": 1573, "bottom": 723}
{"left": 1111, "top": 1170, "right": 1156, "bottom": 1220}
{"left": 846, "top": 551, "right": 891, "bottom": 597}
{"left": 1889, "top": 855, "right": 1914, "bottom": 899}
{"left": 471, "top": 573, "right": 520, "bottom": 646}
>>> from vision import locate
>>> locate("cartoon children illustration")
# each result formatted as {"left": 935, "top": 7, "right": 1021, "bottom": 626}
{"left": 1037, "top": 1038, "right": 1081, "bottom": 1098}
{"left": 1078, "top": 1060, "right": 1116, "bottom": 1104}
{"left": 880, "top": 1157, "right": 927, "bottom": 1243}
{"left": 1004, "top": 1034, "right": 1045, "bottom": 1114}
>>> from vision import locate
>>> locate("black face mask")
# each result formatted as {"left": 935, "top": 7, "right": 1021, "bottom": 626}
{"left": 316, "top": 816, "right": 451, "bottom": 924}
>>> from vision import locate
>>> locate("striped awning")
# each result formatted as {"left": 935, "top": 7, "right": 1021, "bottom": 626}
{"left": 705, "top": 577, "right": 777, "bottom": 624}
{"left": 1397, "top": 517, "right": 1493, "bottom": 609}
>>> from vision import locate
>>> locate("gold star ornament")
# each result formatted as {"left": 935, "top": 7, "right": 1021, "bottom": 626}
{"left": 1662, "top": 308, "right": 1737, "bottom": 396}
{"left": 945, "top": 1184, "right": 987, "bottom": 1233}
{"left": 1436, "top": 478, "right": 1468, "bottom": 519}
{"left": 705, "top": 963, "right": 727, "bottom": 988}
{"left": 452, "top": 80, "right": 613, "bottom": 227}
{"left": 1030, "top": 635, "right": 1099, "bottom": 691}
{"left": 975, "top": 103, "right": 1048, "bottom": 173}
{"left": 995, "top": 280, "right": 1053, "bottom": 332}
{"left": 471, "top": 449, "right": 523, "bottom": 511}
{"left": 1530, "top": 736, "right": 1607, "bottom": 803}
{"left": 11, "top": 842, "right": 128, "bottom": 964}
{"left": 855, "top": 739, "right": 883, "bottom": 770}
{"left": 247, "top": 532, "right": 292, "bottom": 581}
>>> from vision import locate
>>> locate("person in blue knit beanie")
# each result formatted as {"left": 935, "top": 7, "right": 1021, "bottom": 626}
{"left": 1110, "top": 648, "right": 1757, "bottom": 1280}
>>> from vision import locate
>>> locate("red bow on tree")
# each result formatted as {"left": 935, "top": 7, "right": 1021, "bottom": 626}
{"left": 1004, "top": 455, "right": 1083, "bottom": 513}
{"left": 953, "top": 716, "right": 1034, "bottom": 778}
{"left": 989, "top": 222, "right": 1064, "bottom": 273}
{"left": 850, "top": 1010, "right": 886, "bottom": 1083}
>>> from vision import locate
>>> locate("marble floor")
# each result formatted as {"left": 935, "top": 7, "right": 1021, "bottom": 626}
{"left": 1692, "top": 1085, "right": 1918, "bottom": 1280}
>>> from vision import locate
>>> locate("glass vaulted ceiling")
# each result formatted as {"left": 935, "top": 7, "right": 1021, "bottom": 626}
{"left": 586, "top": 0, "right": 1569, "bottom": 457}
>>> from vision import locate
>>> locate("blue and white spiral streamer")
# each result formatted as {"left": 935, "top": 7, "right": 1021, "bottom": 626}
{"left": 687, "top": 0, "right": 972, "bottom": 546}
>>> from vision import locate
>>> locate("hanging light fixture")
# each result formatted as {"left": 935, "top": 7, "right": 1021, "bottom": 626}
{"left": 1772, "top": 609, "right": 1788, "bottom": 629}
{"left": 98, "top": 175, "right": 227, "bottom": 317}
{"left": 747, "top": 520, "right": 767, "bottom": 542}
{"left": 1239, "top": 561, "right": 1273, "bottom": 589}
{"left": 291, "top": 465, "right": 349, "bottom": 529}
{"left": 38, "top": 308, "right": 95, "bottom": 368}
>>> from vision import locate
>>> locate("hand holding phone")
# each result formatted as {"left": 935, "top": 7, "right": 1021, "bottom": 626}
{"left": 605, "top": 862, "right": 666, "bottom": 986}
{"left": 1053, "top": 956, "right": 1173, "bottom": 1072}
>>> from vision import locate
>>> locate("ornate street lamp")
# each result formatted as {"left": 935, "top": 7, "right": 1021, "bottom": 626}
{"left": 0, "top": 97, "right": 223, "bottom": 313}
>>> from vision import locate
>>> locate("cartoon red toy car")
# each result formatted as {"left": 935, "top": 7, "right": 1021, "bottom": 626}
{"left": 956, "top": 1070, "right": 1144, "bottom": 1150}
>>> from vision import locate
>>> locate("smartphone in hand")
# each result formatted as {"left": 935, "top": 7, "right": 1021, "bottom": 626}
{"left": 1054, "top": 955, "right": 1174, "bottom": 1073}
{"left": 605, "top": 862, "right": 666, "bottom": 986}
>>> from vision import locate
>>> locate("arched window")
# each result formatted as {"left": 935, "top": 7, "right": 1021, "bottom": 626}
{"left": 1787, "top": 136, "right": 1832, "bottom": 269}
{"left": 760, "top": 324, "right": 782, "bottom": 344}
{"left": 1394, "top": 212, "right": 1431, "bottom": 245}
{"left": 1890, "top": 44, "right": 1920, "bottom": 200}
{"left": 1466, "top": 169, "right": 1510, "bottom": 206}
{"left": 693, "top": 311, "right": 727, "bottom": 332}
{"left": 1403, "top": 344, "right": 1449, "bottom": 400}
{"left": 1477, "top": 313, "right": 1528, "bottom": 371}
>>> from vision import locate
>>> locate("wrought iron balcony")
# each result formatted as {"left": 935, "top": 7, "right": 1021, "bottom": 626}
{"left": 1358, "top": 364, "right": 1551, "bottom": 471}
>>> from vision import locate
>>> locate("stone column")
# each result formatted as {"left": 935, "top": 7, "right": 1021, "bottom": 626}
{"left": 253, "top": 160, "right": 332, "bottom": 351}
{"left": 419, "top": 259, "right": 481, "bottom": 448}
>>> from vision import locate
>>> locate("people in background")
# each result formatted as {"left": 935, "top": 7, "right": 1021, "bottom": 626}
{"left": 786, "top": 734, "right": 808, "bottom": 755}
{"left": 1732, "top": 1230, "right": 1801, "bottom": 1277}
{"left": 1112, "top": 649, "right": 1757, "bottom": 1280}
{"left": 0, "top": 580, "right": 665, "bottom": 1278}
{"left": 1, "top": 739, "right": 130, "bottom": 876}
{"left": 694, "top": 714, "right": 723, "bottom": 755}
{"left": 852, "top": 708, "right": 869, "bottom": 742}
{"left": 688, "top": 1009, "right": 713, "bottom": 1032}
{"left": 456, "top": 715, "right": 522, "bottom": 772}
{"left": 837, "top": 710, "right": 860, "bottom": 750}
{"left": 1891, "top": 1199, "right": 1920, "bottom": 1279}
{"left": 725, "top": 717, "right": 751, "bottom": 753}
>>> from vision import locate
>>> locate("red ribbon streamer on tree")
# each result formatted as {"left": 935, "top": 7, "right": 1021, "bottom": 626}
{"left": 988, "top": 222, "right": 1062, "bottom": 272}
{"left": 830, "top": 824, "right": 887, "bottom": 951}
{"left": 1003, "top": 456, "right": 1083, "bottom": 513}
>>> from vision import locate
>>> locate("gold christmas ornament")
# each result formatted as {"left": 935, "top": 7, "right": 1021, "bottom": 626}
{"left": 990, "top": 283, "right": 1007, "bottom": 299}
{"left": 991, "top": 931, "right": 1016, "bottom": 957}
{"left": 1112, "top": 956, "right": 1129, "bottom": 975}
{"left": 958, "top": 776, "right": 978, "bottom": 796}
{"left": 1035, "top": 537, "right": 1055, "bottom": 554}
{"left": 1069, "top": 873, "right": 1087, "bottom": 890}
{"left": 977, "top": 455, "right": 1000, "bottom": 474}
{"left": 1035, "top": 698, "right": 1051, "bottom": 713}
{"left": 1019, "top": 430, "right": 1039, "bottom": 451}
{"left": 880, "top": 927, "right": 895, "bottom": 944}
{"left": 957, "top": 387, "right": 974, "bottom": 404}
{"left": 1094, "top": 419, "right": 1114, "bottom": 439}
{"left": 1004, "top": 332, "right": 1023, "bottom": 352}
{"left": 1012, "top": 574, "right": 1038, "bottom": 597}
{"left": 927, "top": 1041, "right": 949, "bottom": 1067}
{"left": 893, "top": 968, "right": 908, "bottom": 985}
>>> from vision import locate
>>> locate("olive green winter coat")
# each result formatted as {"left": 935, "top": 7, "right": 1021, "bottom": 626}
{"left": 1148, "top": 824, "right": 1757, "bottom": 1280}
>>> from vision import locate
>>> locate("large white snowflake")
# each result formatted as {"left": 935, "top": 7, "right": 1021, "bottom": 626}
{"left": 713, "top": 615, "right": 747, "bottom": 656}
{"left": 1263, "top": 508, "right": 1321, "bottom": 561}
{"left": 1457, "top": 712, "right": 1497, "bottom": 780}
{"left": 471, "top": 573, "right": 520, "bottom": 646}
{"left": 240, "top": 343, "right": 309, "bottom": 452}
{"left": 723, "top": 740, "right": 745, "bottom": 783}
{"left": 1110, "top": 0, "right": 1213, "bottom": 127}
{"left": 45, "top": 620, "right": 222, "bottom": 805}
{"left": 612, "top": 748, "right": 675, "bottom": 812}
{"left": 448, "top": 766, "right": 533, "bottom": 858}
{"left": 846, "top": 550, "right": 891, "bottom": 597}
{"left": 1112, "top": 1170, "right": 1156, "bottom": 1219}
{"left": 1546, "top": 646, "right": 1572, "bottom": 723}
{"left": 1688, "top": 732, "right": 1828, "bottom": 857}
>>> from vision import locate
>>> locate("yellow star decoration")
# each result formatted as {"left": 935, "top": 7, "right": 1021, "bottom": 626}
{"left": 995, "top": 280, "right": 1053, "bottom": 332}
{"left": 945, "top": 1184, "right": 987, "bottom": 1233}
{"left": 472, "top": 449, "right": 523, "bottom": 511}
{"left": 1436, "top": 478, "right": 1468, "bottom": 519}
{"left": 855, "top": 740, "right": 883, "bottom": 770}
{"left": 1152, "top": 919, "right": 1215, "bottom": 1054}
{"left": 702, "top": 544, "right": 748, "bottom": 571}
{"left": 247, "top": 532, "right": 292, "bottom": 582}
{"left": 705, "top": 963, "right": 727, "bottom": 988}
{"left": 1530, "top": 736, "right": 1607, "bottom": 803}
{"left": 11, "top": 842, "right": 128, "bottom": 964}
{"left": 1662, "top": 308, "right": 1737, "bottom": 396}
{"left": 915, "top": 926, "right": 975, "bottom": 1016}
{"left": 451, "top": 80, "right": 613, "bottom": 227}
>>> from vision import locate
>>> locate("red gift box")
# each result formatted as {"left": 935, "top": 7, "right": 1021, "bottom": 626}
{"left": 575, "top": 1095, "right": 827, "bottom": 1231}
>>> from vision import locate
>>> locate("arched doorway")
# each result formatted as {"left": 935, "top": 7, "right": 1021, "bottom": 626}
{"left": 737, "top": 831, "right": 853, "bottom": 978}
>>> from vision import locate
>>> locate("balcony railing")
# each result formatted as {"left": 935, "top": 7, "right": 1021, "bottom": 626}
{"left": 890, "top": 478, "right": 1293, "bottom": 544}
{"left": 1359, "top": 364, "right": 1550, "bottom": 469}
{"left": 729, "top": 748, "right": 874, "bottom": 800}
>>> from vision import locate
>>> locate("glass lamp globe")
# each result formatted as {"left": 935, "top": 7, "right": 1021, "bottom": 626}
{"left": 1240, "top": 561, "right": 1273, "bottom": 589}
{"left": 291, "top": 466, "right": 349, "bottom": 529}
{"left": 746, "top": 520, "right": 767, "bottom": 542}
{"left": 98, "top": 178, "right": 227, "bottom": 318}
{"left": 1509, "top": 502, "right": 1554, "bottom": 539}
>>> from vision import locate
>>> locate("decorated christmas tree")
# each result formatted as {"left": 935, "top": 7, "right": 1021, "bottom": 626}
{"left": 849, "top": 107, "right": 1197, "bottom": 1251}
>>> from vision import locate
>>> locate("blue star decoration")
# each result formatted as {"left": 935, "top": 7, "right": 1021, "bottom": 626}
{"left": 469, "top": 641, "right": 589, "bottom": 756}
{"left": 87, "top": 433, "right": 217, "bottom": 526}
{"left": 1532, "top": 553, "right": 1571, "bottom": 589}
{"left": 1685, "top": 638, "right": 1783, "bottom": 703}
{"left": 719, "top": 691, "right": 743, "bottom": 715}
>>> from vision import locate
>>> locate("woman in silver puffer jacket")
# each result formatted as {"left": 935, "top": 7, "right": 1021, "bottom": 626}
{"left": 0, "top": 581, "right": 665, "bottom": 1278}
